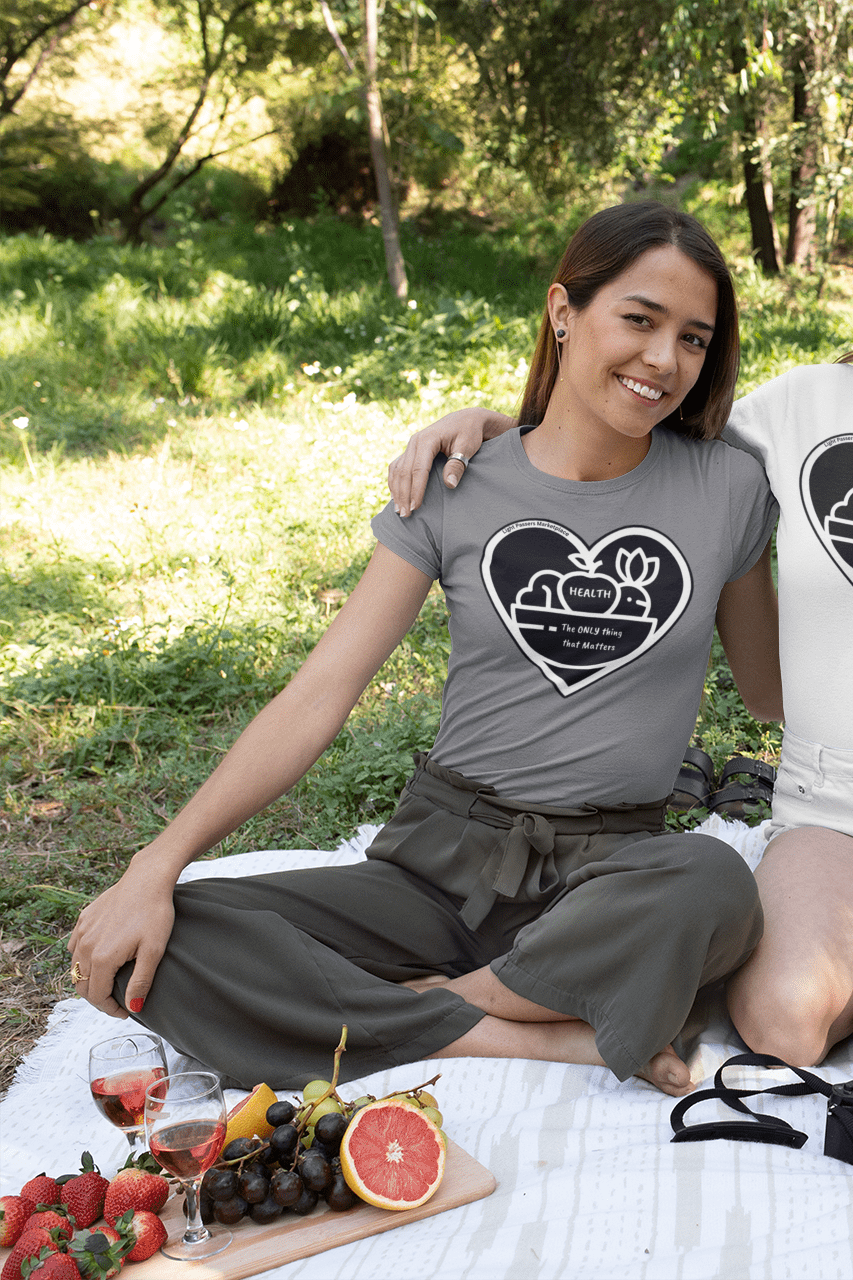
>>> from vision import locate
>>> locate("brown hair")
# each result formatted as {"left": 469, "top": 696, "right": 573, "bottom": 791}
{"left": 837, "top": 352, "right": 853, "bottom": 364}
{"left": 517, "top": 201, "right": 740, "bottom": 441}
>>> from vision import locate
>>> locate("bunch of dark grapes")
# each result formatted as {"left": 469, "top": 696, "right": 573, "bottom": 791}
{"left": 197, "top": 1056, "right": 443, "bottom": 1232}
{"left": 199, "top": 1098, "right": 358, "bottom": 1228}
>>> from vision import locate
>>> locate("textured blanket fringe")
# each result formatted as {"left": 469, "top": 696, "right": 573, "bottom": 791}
{"left": 4, "top": 998, "right": 88, "bottom": 1101}
{"left": 336, "top": 822, "right": 382, "bottom": 859}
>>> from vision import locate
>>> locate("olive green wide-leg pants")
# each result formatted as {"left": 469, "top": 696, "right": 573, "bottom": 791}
{"left": 116, "top": 761, "right": 762, "bottom": 1090}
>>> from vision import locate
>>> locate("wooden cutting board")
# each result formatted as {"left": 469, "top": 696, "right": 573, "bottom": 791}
{"left": 2, "top": 1141, "right": 495, "bottom": 1280}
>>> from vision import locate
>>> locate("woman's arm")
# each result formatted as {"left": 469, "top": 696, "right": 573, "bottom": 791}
{"left": 68, "top": 544, "right": 433, "bottom": 1016}
{"left": 715, "top": 540, "right": 783, "bottom": 723}
{"left": 388, "top": 408, "right": 516, "bottom": 516}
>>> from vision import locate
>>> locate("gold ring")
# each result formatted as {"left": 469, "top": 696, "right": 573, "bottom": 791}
{"left": 70, "top": 962, "right": 89, "bottom": 985}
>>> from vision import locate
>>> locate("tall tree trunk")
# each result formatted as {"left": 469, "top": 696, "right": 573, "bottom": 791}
{"left": 321, "top": 0, "right": 408, "bottom": 300}
{"left": 741, "top": 123, "right": 781, "bottom": 274}
{"left": 786, "top": 41, "right": 818, "bottom": 268}
{"left": 364, "top": 0, "right": 408, "bottom": 300}
{"left": 731, "top": 39, "right": 780, "bottom": 275}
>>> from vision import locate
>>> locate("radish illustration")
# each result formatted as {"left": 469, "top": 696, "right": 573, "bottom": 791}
{"left": 557, "top": 551, "right": 620, "bottom": 614}
{"left": 613, "top": 547, "right": 659, "bottom": 616}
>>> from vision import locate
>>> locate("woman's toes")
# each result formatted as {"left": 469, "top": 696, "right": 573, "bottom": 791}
{"left": 637, "top": 1046, "right": 695, "bottom": 1096}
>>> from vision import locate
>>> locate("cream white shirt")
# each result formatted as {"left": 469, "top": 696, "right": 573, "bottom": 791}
{"left": 725, "top": 363, "right": 853, "bottom": 749}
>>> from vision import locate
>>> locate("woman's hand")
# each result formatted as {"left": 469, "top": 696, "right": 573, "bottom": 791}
{"left": 388, "top": 408, "right": 515, "bottom": 516}
{"left": 68, "top": 853, "right": 177, "bottom": 1018}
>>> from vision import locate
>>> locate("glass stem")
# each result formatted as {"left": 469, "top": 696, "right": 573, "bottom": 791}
{"left": 182, "top": 1178, "right": 209, "bottom": 1244}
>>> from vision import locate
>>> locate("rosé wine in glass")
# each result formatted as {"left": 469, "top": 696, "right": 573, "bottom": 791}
{"left": 91, "top": 1065, "right": 168, "bottom": 1130}
{"left": 88, "top": 1034, "right": 168, "bottom": 1154}
{"left": 148, "top": 1118, "right": 226, "bottom": 1180}
{"left": 145, "top": 1070, "right": 231, "bottom": 1261}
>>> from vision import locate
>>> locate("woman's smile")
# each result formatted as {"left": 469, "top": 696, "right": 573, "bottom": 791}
{"left": 616, "top": 375, "right": 664, "bottom": 403}
{"left": 550, "top": 243, "right": 719, "bottom": 448}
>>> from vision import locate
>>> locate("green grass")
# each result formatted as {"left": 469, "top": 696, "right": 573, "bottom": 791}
{"left": 0, "top": 216, "right": 546, "bottom": 460}
{"left": 1, "top": 205, "right": 852, "bottom": 986}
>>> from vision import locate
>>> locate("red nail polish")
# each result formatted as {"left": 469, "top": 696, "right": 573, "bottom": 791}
{"left": 129, "top": 997, "right": 145, "bottom": 1013}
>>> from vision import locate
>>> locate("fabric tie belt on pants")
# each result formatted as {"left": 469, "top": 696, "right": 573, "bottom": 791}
{"left": 407, "top": 754, "right": 668, "bottom": 930}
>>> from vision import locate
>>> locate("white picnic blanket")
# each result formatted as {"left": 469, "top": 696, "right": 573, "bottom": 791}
{"left": 3, "top": 817, "right": 853, "bottom": 1280}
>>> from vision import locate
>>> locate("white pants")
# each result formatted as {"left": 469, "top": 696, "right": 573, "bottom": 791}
{"left": 767, "top": 727, "right": 853, "bottom": 841}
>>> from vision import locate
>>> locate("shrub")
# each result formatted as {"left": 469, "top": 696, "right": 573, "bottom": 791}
{"left": 0, "top": 119, "right": 119, "bottom": 239}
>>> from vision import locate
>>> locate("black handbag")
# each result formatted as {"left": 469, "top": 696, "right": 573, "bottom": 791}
{"left": 670, "top": 1052, "right": 853, "bottom": 1164}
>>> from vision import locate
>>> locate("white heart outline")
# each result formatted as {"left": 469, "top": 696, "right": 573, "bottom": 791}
{"left": 800, "top": 435, "right": 853, "bottom": 589}
{"left": 481, "top": 520, "right": 693, "bottom": 697}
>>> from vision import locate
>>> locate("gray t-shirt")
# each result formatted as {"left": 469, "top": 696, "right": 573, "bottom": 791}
{"left": 372, "top": 427, "right": 777, "bottom": 806}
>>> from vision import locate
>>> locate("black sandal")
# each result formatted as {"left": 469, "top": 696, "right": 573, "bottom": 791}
{"left": 709, "top": 756, "right": 776, "bottom": 820}
{"left": 669, "top": 747, "right": 715, "bottom": 812}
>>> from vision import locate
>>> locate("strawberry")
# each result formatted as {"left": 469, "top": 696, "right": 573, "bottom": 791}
{"left": 0, "top": 1229, "right": 59, "bottom": 1280}
{"left": 102, "top": 1168, "right": 168, "bottom": 1226}
{"left": 68, "top": 1226, "right": 132, "bottom": 1280}
{"left": 0, "top": 1197, "right": 36, "bottom": 1248}
{"left": 59, "top": 1157, "right": 108, "bottom": 1231}
{"left": 20, "top": 1212, "right": 73, "bottom": 1244}
{"left": 122, "top": 1210, "right": 166, "bottom": 1263}
{"left": 21, "top": 1255, "right": 81, "bottom": 1279}
{"left": 18, "top": 1181, "right": 59, "bottom": 1211}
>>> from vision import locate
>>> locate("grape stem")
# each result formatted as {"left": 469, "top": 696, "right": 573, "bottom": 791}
{"left": 214, "top": 1021, "right": 350, "bottom": 1174}
{"left": 295, "top": 1025, "right": 349, "bottom": 1135}
{"left": 378, "top": 1072, "right": 442, "bottom": 1102}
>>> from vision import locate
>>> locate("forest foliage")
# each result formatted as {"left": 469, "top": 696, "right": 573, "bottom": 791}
{"left": 1, "top": 0, "right": 852, "bottom": 274}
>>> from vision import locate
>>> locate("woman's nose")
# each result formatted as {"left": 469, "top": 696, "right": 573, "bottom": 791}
{"left": 644, "top": 330, "right": 678, "bottom": 373}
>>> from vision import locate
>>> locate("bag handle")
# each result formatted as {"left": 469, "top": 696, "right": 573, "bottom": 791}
{"left": 670, "top": 1052, "right": 834, "bottom": 1149}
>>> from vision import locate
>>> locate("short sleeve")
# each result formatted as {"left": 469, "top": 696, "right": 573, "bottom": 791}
{"left": 722, "top": 371, "right": 794, "bottom": 468}
{"left": 371, "top": 459, "right": 445, "bottom": 580}
{"left": 726, "top": 447, "right": 778, "bottom": 581}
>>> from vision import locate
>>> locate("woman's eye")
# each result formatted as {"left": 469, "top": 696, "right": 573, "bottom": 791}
{"left": 683, "top": 333, "right": 709, "bottom": 350}
{"left": 625, "top": 313, "right": 651, "bottom": 327}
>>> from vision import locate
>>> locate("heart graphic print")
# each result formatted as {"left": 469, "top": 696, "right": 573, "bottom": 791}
{"left": 481, "top": 521, "right": 692, "bottom": 696}
{"left": 800, "top": 435, "right": 853, "bottom": 588}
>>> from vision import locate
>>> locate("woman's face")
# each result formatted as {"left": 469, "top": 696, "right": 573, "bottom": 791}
{"left": 554, "top": 245, "right": 718, "bottom": 445}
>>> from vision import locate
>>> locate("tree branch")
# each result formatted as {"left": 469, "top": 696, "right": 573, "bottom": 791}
{"left": 0, "top": 0, "right": 90, "bottom": 81}
{"left": 0, "top": 1, "right": 91, "bottom": 116}
{"left": 131, "top": 125, "right": 276, "bottom": 224}
{"left": 320, "top": 0, "right": 357, "bottom": 76}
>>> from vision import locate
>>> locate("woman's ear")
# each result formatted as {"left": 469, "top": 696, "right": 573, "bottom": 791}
{"left": 547, "top": 284, "right": 571, "bottom": 340}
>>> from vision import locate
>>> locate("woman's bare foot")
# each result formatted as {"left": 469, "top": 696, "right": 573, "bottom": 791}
{"left": 635, "top": 1044, "right": 695, "bottom": 1097}
{"left": 407, "top": 965, "right": 695, "bottom": 1097}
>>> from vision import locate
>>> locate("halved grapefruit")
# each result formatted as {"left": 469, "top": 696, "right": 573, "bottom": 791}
{"left": 339, "top": 1098, "right": 446, "bottom": 1211}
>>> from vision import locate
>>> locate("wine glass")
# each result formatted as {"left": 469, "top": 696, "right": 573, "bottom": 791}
{"left": 88, "top": 1033, "right": 168, "bottom": 1155}
{"left": 144, "top": 1070, "right": 231, "bottom": 1261}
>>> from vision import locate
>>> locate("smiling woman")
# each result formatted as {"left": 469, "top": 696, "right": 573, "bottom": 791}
{"left": 513, "top": 201, "right": 740, "bottom": 458}
{"left": 68, "top": 202, "right": 781, "bottom": 1103}
{"left": 527, "top": 245, "right": 719, "bottom": 479}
